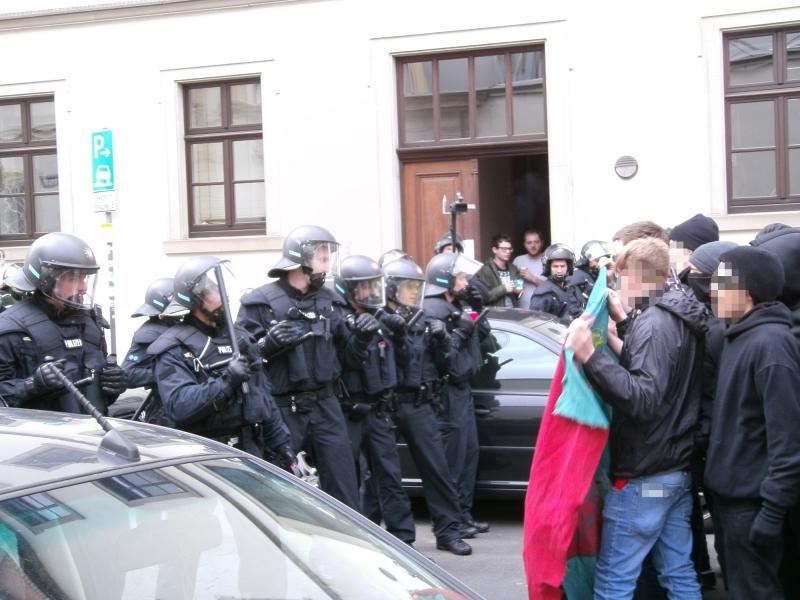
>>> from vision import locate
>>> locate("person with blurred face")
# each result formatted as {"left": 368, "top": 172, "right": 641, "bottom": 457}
{"left": 565, "top": 237, "right": 706, "bottom": 599}
{"left": 668, "top": 214, "right": 719, "bottom": 285}
{"left": 704, "top": 246, "right": 800, "bottom": 600}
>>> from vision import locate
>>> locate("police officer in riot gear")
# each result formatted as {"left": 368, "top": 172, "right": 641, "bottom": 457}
{"left": 529, "top": 243, "right": 585, "bottom": 322}
{"left": 381, "top": 252, "right": 473, "bottom": 556}
{"left": 334, "top": 254, "right": 417, "bottom": 545}
{"left": 570, "top": 240, "right": 614, "bottom": 300}
{"left": 423, "top": 252, "right": 490, "bottom": 539}
{"left": 121, "top": 277, "right": 176, "bottom": 424}
{"left": 0, "top": 232, "right": 126, "bottom": 413}
{"left": 149, "top": 256, "right": 294, "bottom": 463}
{"left": 236, "top": 225, "right": 371, "bottom": 510}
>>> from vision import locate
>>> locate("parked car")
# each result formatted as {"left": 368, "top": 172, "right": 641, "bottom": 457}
{"left": 399, "top": 308, "right": 565, "bottom": 499}
{"left": 0, "top": 408, "right": 482, "bottom": 600}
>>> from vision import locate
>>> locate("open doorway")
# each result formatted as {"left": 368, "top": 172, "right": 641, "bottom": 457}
{"left": 477, "top": 154, "right": 550, "bottom": 261}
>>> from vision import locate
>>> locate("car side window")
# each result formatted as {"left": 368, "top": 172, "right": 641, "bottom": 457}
{"left": 472, "top": 328, "right": 558, "bottom": 392}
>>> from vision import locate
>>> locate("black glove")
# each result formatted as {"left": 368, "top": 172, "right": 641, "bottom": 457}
{"left": 749, "top": 500, "right": 786, "bottom": 547}
{"left": 352, "top": 312, "right": 380, "bottom": 341}
{"left": 24, "top": 360, "right": 66, "bottom": 398}
{"left": 380, "top": 312, "right": 407, "bottom": 336}
{"left": 223, "top": 355, "right": 254, "bottom": 387}
{"left": 100, "top": 361, "right": 128, "bottom": 397}
{"left": 428, "top": 319, "right": 449, "bottom": 343}
{"left": 455, "top": 313, "right": 475, "bottom": 336}
{"left": 459, "top": 283, "right": 484, "bottom": 311}
{"left": 258, "top": 320, "right": 305, "bottom": 358}
{"left": 280, "top": 445, "right": 303, "bottom": 478}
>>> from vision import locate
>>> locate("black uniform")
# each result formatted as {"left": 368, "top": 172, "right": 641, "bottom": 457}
{"left": 423, "top": 294, "right": 487, "bottom": 525}
{"left": 0, "top": 296, "right": 114, "bottom": 413}
{"left": 149, "top": 314, "right": 290, "bottom": 456}
{"left": 122, "top": 317, "right": 172, "bottom": 424}
{"left": 529, "top": 278, "right": 584, "bottom": 322}
{"left": 236, "top": 279, "right": 363, "bottom": 510}
{"left": 339, "top": 307, "right": 415, "bottom": 543}
{"left": 568, "top": 266, "right": 595, "bottom": 305}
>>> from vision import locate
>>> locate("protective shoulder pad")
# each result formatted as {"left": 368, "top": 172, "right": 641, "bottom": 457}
{"left": 146, "top": 323, "right": 197, "bottom": 356}
{"left": 424, "top": 297, "right": 458, "bottom": 321}
{"left": 316, "top": 285, "right": 347, "bottom": 306}
{"left": 240, "top": 283, "right": 279, "bottom": 307}
{"left": 132, "top": 320, "right": 171, "bottom": 345}
{"left": 0, "top": 304, "right": 29, "bottom": 337}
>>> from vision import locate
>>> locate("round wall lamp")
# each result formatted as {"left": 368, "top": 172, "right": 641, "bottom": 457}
{"left": 615, "top": 155, "right": 638, "bottom": 179}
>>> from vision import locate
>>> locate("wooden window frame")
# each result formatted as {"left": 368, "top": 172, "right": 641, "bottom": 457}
{"left": 724, "top": 28, "right": 800, "bottom": 213}
{"left": 184, "top": 78, "right": 265, "bottom": 237}
{"left": 0, "top": 96, "right": 58, "bottom": 245}
{"left": 396, "top": 45, "right": 547, "bottom": 153}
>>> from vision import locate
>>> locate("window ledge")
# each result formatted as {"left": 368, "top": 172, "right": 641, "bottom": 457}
{"left": 1, "top": 246, "right": 29, "bottom": 262}
{"left": 712, "top": 211, "right": 800, "bottom": 233}
{"left": 163, "top": 235, "right": 283, "bottom": 256}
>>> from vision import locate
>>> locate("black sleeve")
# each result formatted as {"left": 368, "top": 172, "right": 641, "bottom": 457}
{"left": 121, "top": 340, "right": 157, "bottom": 389}
{"left": 0, "top": 332, "right": 36, "bottom": 407}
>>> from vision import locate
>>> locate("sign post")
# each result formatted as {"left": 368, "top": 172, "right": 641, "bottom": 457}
{"left": 92, "top": 130, "right": 117, "bottom": 356}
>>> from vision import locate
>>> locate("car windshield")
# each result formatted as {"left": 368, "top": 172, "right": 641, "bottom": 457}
{"left": 0, "top": 457, "right": 472, "bottom": 600}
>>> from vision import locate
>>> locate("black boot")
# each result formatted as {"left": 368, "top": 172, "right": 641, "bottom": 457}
{"left": 436, "top": 538, "right": 473, "bottom": 556}
{"left": 465, "top": 519, "right": 490, "bottom": 534}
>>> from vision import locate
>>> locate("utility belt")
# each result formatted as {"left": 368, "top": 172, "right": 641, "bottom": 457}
{"left": 395, "top": 383, "right": 436, "bottom": 406}
{"left": 274, "top": 384, "right": 334, "bottom": 414}
{"left": 340, "top": 390, "right": 393, "bottom": 422}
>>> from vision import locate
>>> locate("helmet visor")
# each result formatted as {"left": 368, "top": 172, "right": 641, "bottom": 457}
{"left": 190, "top": 262, "right": 240, "bottom": 316}
{"left": 50, "top": 268, "right": 99, "bottom": 310}
{"left": 300, "top": 241, "right": 341, "bottom": 277}
{"left": 346, "top": 275, "right": 386, "bottom": 308}
{"left": 394, "top": 278, "right": 426, "bottom": 309}
{"left": 453, "top": 254, "right": 482, "bottom": 278}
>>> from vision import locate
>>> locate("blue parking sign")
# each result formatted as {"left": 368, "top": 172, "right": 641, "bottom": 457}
{"left": 92, "top": 130, "right": 114, "bottom": 192}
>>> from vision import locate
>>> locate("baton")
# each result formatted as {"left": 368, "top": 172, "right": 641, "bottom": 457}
{"left": 214, "top": 264, "right": 248, "bottom": 397}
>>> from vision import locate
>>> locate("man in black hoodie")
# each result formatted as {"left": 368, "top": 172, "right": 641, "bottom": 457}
{"left": 565, "top": 237, "right": 706, "bottom": 599}
{"left": 704, "top": 246, "right": 800, "bottom": 600}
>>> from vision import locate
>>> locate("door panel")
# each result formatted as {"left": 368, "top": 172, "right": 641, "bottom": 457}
{"left": 401, "top": 159, "right": 480, "bottom": 265}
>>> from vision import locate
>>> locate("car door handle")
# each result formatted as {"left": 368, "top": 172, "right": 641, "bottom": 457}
{"left": 474, "top": 408, "right": 492, "bottom": 417}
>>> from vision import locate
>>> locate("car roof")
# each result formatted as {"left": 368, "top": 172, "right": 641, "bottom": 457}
{"left": 0, "top": 408, "right": 237, "bottom": 498}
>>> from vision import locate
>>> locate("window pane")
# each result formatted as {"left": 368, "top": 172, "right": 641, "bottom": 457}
{"left": 0, "top": 156, "right": 24, "bottom": 194}
{"left": 787, "top": 33, "right": 800, "bottom": 81}
{"left": 30, "top": 101, "right": 56, "bottom": 141}
{"left": 33, "top": 154, "right": 58, "bottom": 192}
{"left": 788, "top": 99, "right": 800, "bottom": 145}
{"left": 188, "top": 86, "right": 222, "bottom": 129}
{"left": 233, "top": 139, "right": 264, "bottom": 181}
{"left": 403, "top": 61, "right": 433, "bottom": 142}
{"left": 0, "top": 196, "right": 25, "bottom": 233}
{"left": 439, "top": 58, "right": 468, "bottom": 139}
{"left": 191, "top": 143, "right": 223, "bottom": 183}
{"left": 34, "top": 194, "right": 59, "bottom": 232}
{"left": 192, "top": 185, "right": 225, "bottom": 225}
{"left": 512, "top": 51, "right": 545, "bottom": 135}
{"left": 789, "top": 148, "right": 800, "bottom": 195}
{"left": 728, "top": 35, "right": 774, "bottom": 86}
{"left": 0, "top": 104, "right": 22, "bottom": 143}
{"left": 230, "top": 83, "right": 261, "bottom": 126}
{"left": 730, "top": 101, "right": 775, "bottom": 149}
{"left": 731, "top": 151, "right": 776, "bottom": 198}
{"left": 475, "top": 55, "right": 506, "bottom": 137}
{"left": 234, "top": 182, "right": 265, "bottom": 223}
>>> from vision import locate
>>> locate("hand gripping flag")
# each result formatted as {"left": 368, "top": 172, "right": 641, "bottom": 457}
{"left": 523, "top": 268, "right": 614, "bottom": 600}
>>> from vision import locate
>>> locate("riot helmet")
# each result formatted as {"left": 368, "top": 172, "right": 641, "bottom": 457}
{"left": 578, "top": 240, "right": 613, "bottom": 266}
{"left": 383, "top": 256, "right": 426, "bottom": 309}
{"left": 433, "top": 232, "right": 464, "bottom": 255}
{"left": 542, "top": 243, "right": 576, "bottom": 282}
{"left": 378, "top": 249, "right": 413, "bottom": 268}
{"left": 165, "top": 256, "right": 236, "bottom": 324}
{"left": 335, "top": 255, "right": 386, "bottom": 309}
{"left": 268, "top": 225, "right": 341, "bottom": 280}
{"left": 424, "top": 252, "right": 482, "bottom": 296}
{"left": 6, "top": 232, "right": 100, "bottom": 310}
{"left": 131, "top": 277, "right": 174, "bottom": 318}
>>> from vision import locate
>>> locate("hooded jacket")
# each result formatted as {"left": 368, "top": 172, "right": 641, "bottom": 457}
{"left": 584, "top": 288, "right": 707, "bottom": 478}
{"left": 704, "top": 302, "right": 800, "bottom": 508}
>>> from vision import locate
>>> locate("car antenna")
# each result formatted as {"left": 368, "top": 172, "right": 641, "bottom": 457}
{"left": 43, "top": 359, "right": 140, "bottom": 462}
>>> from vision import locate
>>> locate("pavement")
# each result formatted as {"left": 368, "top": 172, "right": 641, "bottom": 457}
{"left": 410, "top": 499, "right": 729, "bottom": 600}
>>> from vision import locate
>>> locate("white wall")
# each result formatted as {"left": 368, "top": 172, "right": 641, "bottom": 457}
{"left": 1, "top": 0, "right": 799, "bottom": 352}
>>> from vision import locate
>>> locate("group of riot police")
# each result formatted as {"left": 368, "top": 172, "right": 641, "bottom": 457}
{"left": 0, "top": 226, "right": 500, "bottom": 556}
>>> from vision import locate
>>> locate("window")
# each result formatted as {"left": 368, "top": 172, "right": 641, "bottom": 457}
{"left": 725, "top": 29, "right": 800, "bottom": 212}
{"left": 184, "top": 79, "right": 265, "bottom": 237}
{"left": 0, "top": 96, "right": 59, "bottom": 244}
{"left": 397, "top": 47, "right": 546, "bottom": 147}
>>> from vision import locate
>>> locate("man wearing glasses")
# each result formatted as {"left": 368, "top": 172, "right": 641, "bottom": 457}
{"left": 477, "top": 234, "right": 523, "bottom": 308}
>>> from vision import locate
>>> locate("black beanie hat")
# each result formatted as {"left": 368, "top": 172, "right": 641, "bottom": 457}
{"left": 669, "top": 214, "right": 719, "bottom": 252}
{"left": 689, "top": 241, "right": 738, "bottom": 276}
{"left": 719, "top": 246, "right": 785, "bottom": 305}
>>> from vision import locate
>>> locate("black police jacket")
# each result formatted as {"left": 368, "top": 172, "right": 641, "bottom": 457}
{"left": 340, "top": 307, "right": 398, "bottom": 397}
{"left": 704, "top": 302, "right": 800, "bottom": 508}
{"left": 236, "top": 280, "right": 367, "bottom": 395}
{"left": 583, "top": 289, "right": 707, "bottom": 479}
{"left": 122, "top": 317, "right": 171, "bottom": 389}
{"left": 0, "top": 296, "right": 110, "bottom": 414}
{"left": 529, "top": 278, "right": 584, "bottom": 322}
{"left": 568, "top": 267, "right": 595, "bottom": 304}
{"left": 423, "top": 295, "right": 484, "bottom": 386}
{"left": 396, "top": 309, "right": 449, "bottom": 389}
{"left": 148, "top": 315, "right": 289, "bottom": 449}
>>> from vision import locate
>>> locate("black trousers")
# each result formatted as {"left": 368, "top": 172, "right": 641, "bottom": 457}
{"left": 343, "top": 406, "right": 415, "bottom": 543}
{"left": 711, "top": 493, "right": 785, "bottom": 600}
{"left": 439, "top": 384, "right": 479, "bottom": 523}
{"left": 392, "top": 400, "right": 464, "bottom": 544}
{"left": 280, "top": 393, "right": 360, "bottom": 511}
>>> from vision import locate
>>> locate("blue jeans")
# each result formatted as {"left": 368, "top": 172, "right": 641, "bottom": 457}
{"left": 594, "top": 471, "right": 701, "bottom": 600}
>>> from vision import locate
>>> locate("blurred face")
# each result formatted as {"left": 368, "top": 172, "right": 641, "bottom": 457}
{"left": 550, "top": 260, "right": 568, "bottom": 277}
{"left": 524, "top": 234, "right": 543, "bottom": 257}
{"left": 711, "top": 263, "right": 752, "bottom": 320}
{"left": 200, "top": 285, "right": 222, "bottom": 314}
{"left": 452, "top": 273, "right": 469, "bottom": 293}
{"left": 354, "top": 280, "right": 373, "bottom": 302}
{"left": 617, "top": 268, "right": 663, "bottom": 308}
{"left": 311, "top": 245, "right": 330, "bottom": 275}
{"left": 669, "top": 241, "right": 693, "bottom": 274}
